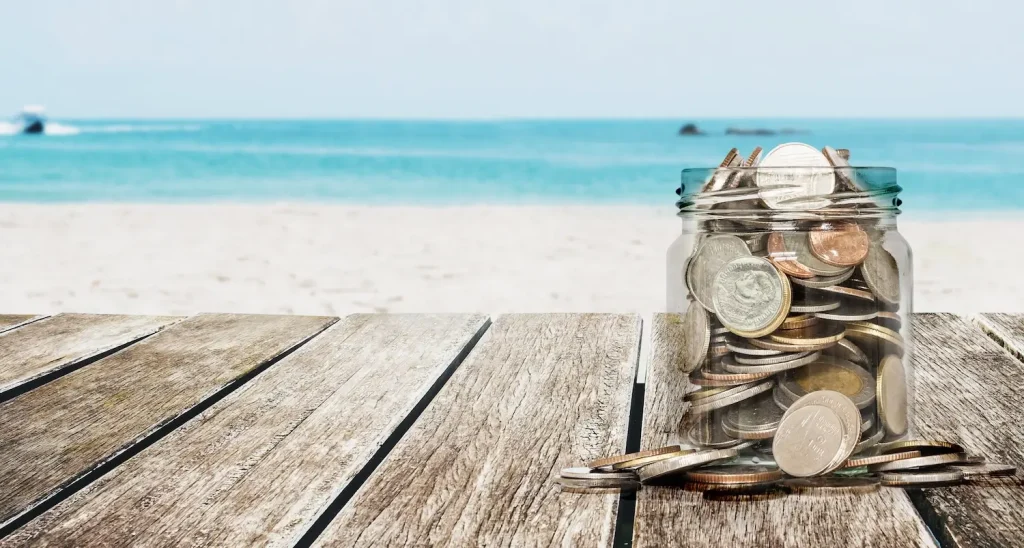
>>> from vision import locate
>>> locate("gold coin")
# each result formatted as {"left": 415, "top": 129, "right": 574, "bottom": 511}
{"left": 876, "top": 355, "right": 908, "bottom": 436}
{"left": 781, "top": 313, "right": 820, "bottom": 330}
{"left": 841, "top": 450, "right": 922, "bottom": 469}
{"left": 844, "top": 326, "right": 905, "bottom": 355}
{"left": 685, "top": 465, "right": 783, "bottom": 484}
{"left": 782, "top": 356, "right": 875, "bottom": 409}
{"left": 588, "top": 445, "right": 684, "bottom": 469}
{"left": 768, "top": 322, "right": 846, "bottom": 346}
{"left": 612, "top": 449, "right": 696, "bottom": 470}
{"left": 849, "top": 321, "right": 904, "bottom": 343}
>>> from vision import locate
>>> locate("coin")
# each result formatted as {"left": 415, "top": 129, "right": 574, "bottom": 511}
{"left": 679, "top": 305, "right": 710, "bottom": 373}
{"left": 874, "top": 439, "right": 966, "bottom": 456}
{"left": 785, "top": 390, "right": 861, "bottom": 471}
{"left": 861, "top": 412, "right": 875, "bottom": 433}
{"left": 686, "top": 413, "right": 745, "bottom": 448}
{"left": 814, "top": 300, "right": 879, "bottom": 322}
{"left": 588, "top": 445, "right": 685, "bottom": 469}
{"left": 844, "top": 325, "right": 905, "bottom": 356}
{"left": 816, "top": 284, "right": 876, "bottom": 302}
{"left": 749, "top": 336, "right": 838, "bottom": 353}
{"left": 951, "top": 463, "right": 1017, "bottom": 478}
{"left": 685, "top": 386, "right": 729, "bottom": 402}
{"left": 703, "top": 148, "right": 741, "bottom": 192}
{"left": 808, "top": 222, "right": 870, "bottom": 267}
{"left": 711, "top": 325, "right": 731, "bottom": 336}
{"left": 768, "top": 232, "right": 849, "bottom": 278}
{"left": 876, "top": 355, "right": 908, "bottom": 436}
{"left": 727, "top": 338, "right": 784, "bottom": 356}
{"left": 756, "top": 143, "right": 835, "bottom": 210}
{"left": 821, "top": 146, "right": 863, "bottom": 192}
{"left": 875, "top": 311, "right": 902, "bottom": 331}
{"left": 789, "top": 295, "right": 841, "bottom": 313}
{"left": 781, "top": 313, "right": 819, "bottom": 330}
{"left": 561, "top": 467, "right": 638, "bottom": 480}
{"left": 782, "top": 356, "right": 876, "bottom": 409}
{"left": 688, "top": 380, "right": 774, "bottom": 414}
{"left": 687, "top": 235, "right": 753, "bottom": 312}
{"left": 557, "top": 477, "right": 641, "bottom": 490}
{"left": 768, "top": 322, "right": 846, "bottom": 346}
{"left": 712, "top": 257, "right": 791, "bottom": 338}
{"left": 841, "top": 450, "right": 922, "bottom": 469}
{"left": 860, "top": 242, "right": 901, "bottom": 306}
{"left": 835, "top": 148, "right": 850, "bottom": 160}
{"left": 637, "top": 448, "right": 740, "bottom": 482}
{"left": 744, "top": 146, "right": 763, "bottom": 167}
{"left": 823, "top": 338, "right": 870, "bottom": 367}
{"left": 685, "top": 465, "right": 783, "bottom": 484}
{"left": 709, "top": 344, "right": 729, "bottom": 358}
{"left": 733, "top": 350, "right": 813, "bottom": 366}
{"left": 699, "top": 358, "right": 775, "bottom": 383}
{"left": 789, "top": 269, "right": 855, "bottom": 289}
{"left": 772, "top": 405, "right": 846, "bottom": 477}
{"left": 690, "top": 371, "right": 762, "bottom": 387}
{"left": 879, "top": 470, "right": 964, "bottom": 486}
{"left": 726, "top": 351, "right": 820, "bottom": 375}
{"left": 723, "top": 392, "right": 784, "bottom": 439}
{"left": 868, "top": 452, "right": 967, "bottom": 472}
{"left": 612, "top": 449, "right": 696, "bottom": 470}
{"left": 852, "top": 427, "right": 884, "bottom": 454}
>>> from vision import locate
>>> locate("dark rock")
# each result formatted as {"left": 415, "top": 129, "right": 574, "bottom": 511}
{"left": 678, "top": 123, "right": 704, "bottom": 136}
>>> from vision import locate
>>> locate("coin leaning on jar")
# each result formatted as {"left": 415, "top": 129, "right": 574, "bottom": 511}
{"left": 711, "top": 256, "right": 791, "bottom": 338}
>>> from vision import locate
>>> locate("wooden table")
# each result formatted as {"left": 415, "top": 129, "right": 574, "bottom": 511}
{"left": 0, "top": 312, "right": 1022, "bottom": 547}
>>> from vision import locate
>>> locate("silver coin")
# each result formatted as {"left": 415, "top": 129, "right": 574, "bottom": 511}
{"left": 557, "top": 477, "right": 641, "bottom": 490}
{"left": 723, "top": 392, "right": 784, "bottom": 439}
{"left": 869, "top": 452, "right": 967, "bottom": 472}
{"left": 712, "top": 257, "right": 790, "bottom": 337}
{"left": 784, "top": 390, "right": 862, "bottom": 472}
{"left": 860, "top": 241, "right": 901, "bottom": 306}
{"left": 687, "top": 235, "right": 752, "bottom": 312}
{"left": 638, "top": 448, "right": 740, "bottom": 482}
{"left": 711, "top": 325, "right": 730, "bottom": 336}
{"left": 823, "top": 338, "right": 870, "bottom": 367}
{"left": 560, "top": 467, "right": 638, "bottom": 481}
{"left": 733, "top": 350, "right": 813, "bottom": 366}
{"left": 726, "top": 351, "right": 821, "bottom": 375}
{"left": 688, "top": 380, "right": 775, "bottom": 415}
{"left": 771, "top": 231, "right": 851, "bottom": 277}
{"left": 814, "top": 299, "right": 880, "bottom": 322}
{"left": 687, "top": 413, "right": 744, "bottom": 448}
{"left": 877, "top": 355, "right": 908, "bottom": 437}
{"left": 852, "top": 427, "right": 884, "bottom": 455}
{"left": 756, "top": 143, "right": 836, "bottom": 210}
{"left": 861, "top": 411, "right": 875, "bottom": 433}
{"left": 680, "top": 304, "right": 710, "bottom": 373}
{"left": 772, "top": 405, "right": 846, "bottom": 477}
{"left": 726, "top": 338, "right": 784, "bottom": 356}
{"left": 790, "top": 268, "right": 855, "bottom": 289}
{"left": 879, "top": 470, "right": 964, "bottom": 486}
{"left": 790, "top": 296, "right": 841, "bottom": 313}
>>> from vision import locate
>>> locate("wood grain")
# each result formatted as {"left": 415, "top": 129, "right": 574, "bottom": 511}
{"left": 0, "top": 313, "right": 335, "bottom": 534}
{"left": 0, "top": 315, "right": 45, "bottom": 334}
{"left": 0, "top": 313, "right": 178, "bottom": 398}
{"left": 633, "top": 313, "right": 935, "bottom": 548}
{"left": 908, "top": 313, "right": 1024, "bottom": 548}
{"left": 2, "top": 314, "right": 489, "bottom": 547}
{"left": 314, "top": 314, "right": 641, "bottom": 547}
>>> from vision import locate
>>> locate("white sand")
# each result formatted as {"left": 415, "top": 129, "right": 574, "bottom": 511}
{"left": 0, "top": 204, "right": 1020, "bottom": 315}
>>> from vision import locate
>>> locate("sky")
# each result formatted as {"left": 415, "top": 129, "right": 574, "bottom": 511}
{"left": 2, "top": 0, "right": 1023, "bottom": 119}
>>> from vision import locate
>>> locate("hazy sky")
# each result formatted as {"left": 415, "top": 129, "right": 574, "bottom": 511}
{"left": 2, "top": 0, "right": 1022, "bottom": 118}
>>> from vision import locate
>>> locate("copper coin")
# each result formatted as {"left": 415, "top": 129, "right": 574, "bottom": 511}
{"left": 817, "top": 284, "right": 876, "bottom": 302}
{"left": 808, "top": 222, "right": 870, "bottom": 267}
{"left": 767, "top": 232, "right": 816, "bottom": 278}
{"left": 685, "top": 465, "right": 783, "bottom": 484}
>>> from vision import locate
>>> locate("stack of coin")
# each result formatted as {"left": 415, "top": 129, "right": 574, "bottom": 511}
{"left": 678, "top": 143, "right": 911, "bottom": 468}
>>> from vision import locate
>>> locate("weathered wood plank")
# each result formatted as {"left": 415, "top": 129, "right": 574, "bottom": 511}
{"left": 0, "top": 315, "right": 46, "bottom": 334}
{"left": 633, "top": 313, "right": 935, "bottom": 548}
{"left": 0, "top": 313, "right": 335, "bottom": 535}
{"left": 2, "top": 314, "right": 489, "bottom": 547}
{"left": 314, "top": 314, "right": 641, "bottom": 547}
{"left": 975, "top": 312, "right": 1024, "bottom": 361}
{"left": 0, "top": 313, "right": 178, "bottom": 398}
{"left": 907, "top": 313, "right": 1024, "bottom": 548}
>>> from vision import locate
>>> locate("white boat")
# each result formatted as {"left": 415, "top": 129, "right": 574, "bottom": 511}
{"left": 13, "top": 105, "right": 46, "bottom": 134}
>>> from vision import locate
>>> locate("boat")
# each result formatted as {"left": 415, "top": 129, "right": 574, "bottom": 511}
{"left": 13, "top": 106, "right": 46, "bottom": 134}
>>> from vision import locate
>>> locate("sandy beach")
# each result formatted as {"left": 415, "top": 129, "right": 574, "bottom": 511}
{"left": 0, "top": 204, "right": 1019, "bottom": 315}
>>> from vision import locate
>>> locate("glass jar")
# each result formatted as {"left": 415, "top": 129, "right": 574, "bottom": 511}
{"left": 667, "top": 161, "right": 913, "bottom": 476}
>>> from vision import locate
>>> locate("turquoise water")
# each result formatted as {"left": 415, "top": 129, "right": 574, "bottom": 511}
{"left": 1, "top": 119, "right": 1023, "bottom": 209}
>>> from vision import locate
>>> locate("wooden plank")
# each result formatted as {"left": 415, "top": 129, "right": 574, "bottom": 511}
{"left": 633, "top": 313, "right": 935, "bottom": 548}
{"left": 906, "top": 313, "right": 1024, "bottom": 548}
{"left": 0, "top": 313, "right": 178, "bottom": 398}
{"left": 314, "top": 314, "right": 641, "bottom": 547}
{"left": 0, "top": 315, "right": 46, "bottom": 334}
{"left": 2, "top": 314, "right": 489, "bottom": 547}
{"left": 0, "top": 313, "right": 335, "bottom": 535}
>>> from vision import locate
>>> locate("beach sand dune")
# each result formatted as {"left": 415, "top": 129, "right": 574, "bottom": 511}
{"left": 0, "top": 204, "right": 1019, "bottom": 315}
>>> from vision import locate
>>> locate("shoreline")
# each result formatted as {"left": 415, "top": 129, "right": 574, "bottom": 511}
{"left": 0, "top": 203, "right": 1019, "bottom": 315}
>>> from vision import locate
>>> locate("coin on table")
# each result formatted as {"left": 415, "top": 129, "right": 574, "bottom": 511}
{"left": 756, "top": 143, "right": 835, "bottom": 210}
{"left": 712, "top": 257, "right": 791, "bottom": 338}
{"left": 723, "top": 392, "right": 784, "bottom": 440}
{"left": 688, "top": 380, "right": 775, "bottom": 414}
{"left": 816, "top": 284, "right": 876, "bottom": 302}
{"left": 841, "top": 450, "right": 922, "bottom": 469}
{"left": 612, "top": 449, "right": 696, "bottom": 470}
{"left": 808, "top": 222, "right": 870, "bottom": 267}
{"left": 773, "top": 404, "right": 846, "bottom": 477}
{"left": 726, "top": 351, "right": 820, "bottom": 376}
{"left": 561, "top": 467, "right": 638, "bottom": 480}
{"left": 789, "top": 294, "right": 841, "bottom": 313}
{"left": 874, "top": 439, "right": 966, "bottom": 456}
{"left": 789, "top": 268, "right": 855, "bottom": 289}
{"left": 768, "top": 322, "right": 846, "bottom": 346}
{"left": 768, "top": 232, "right": 850, "bottom": 278}
{"left": 785, "top": 390, "right": 861, "bottom": 471}
{"left": 879, "top": 470, "right": 964, "bottom": 487}
{"left": 876, "top": 355, "right": 908, "bottom": 436}
{"left": 781, "top": 356, "right": 876, "bottom": 409}
{"left": 860, "top": 242, "right": 901, "bottom": 306}
{"left": 557, "top": 477, "right": 641, "bottom": 490}
{"left": 638, "top": 448, "right": 740, "bottom": 482}
{"left": 781, "top": 313, "right": 819, "bottom": 330}
{"left": 679, "top": 304, "right": 710, "bottom": 373}
{"left": 588, "top": 445, "right": 685, "bottom": 469}
{"left": 727, "top": 338, "right": 784, "bottom": 356}
{"left": 823, "top": 338, "right": 870, "bottom": 367}
{"left": 814, "top": 299, "right": 879, "bottom": 322}
{"left": 951, "top": 463, "right": 1017, "bottom": 478}
{"left": 869, "top": 452, "right": 967, "bottom": 472}
{"left": 685, "top": 464, "right": 783, "bottom": 484}
{"left": 688, "top": 235, "right": 753, "bottom": 312}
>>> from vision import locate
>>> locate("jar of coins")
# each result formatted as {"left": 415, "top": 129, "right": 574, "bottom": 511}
{"left": 667, "top": 143, "right": 913, "bottom": 476}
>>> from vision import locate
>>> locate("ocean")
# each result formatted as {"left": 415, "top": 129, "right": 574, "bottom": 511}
{"left": 2, "top": 119, "right": 1023, "bottom": 210}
